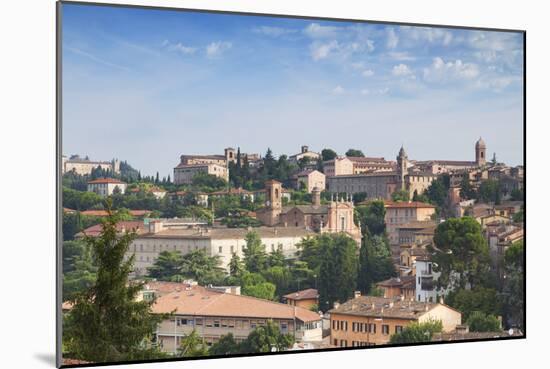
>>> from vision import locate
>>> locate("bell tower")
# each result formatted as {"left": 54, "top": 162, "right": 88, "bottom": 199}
{"left": 475, "top": 137, "right": 486, "bottom": 166}
{"left": 396, "top": 146, "right": 408, "bottom": 191}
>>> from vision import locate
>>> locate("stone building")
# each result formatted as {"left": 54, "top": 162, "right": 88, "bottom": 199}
{"left": 289, "top": 145, "right": 321, "bottom": 165}
{"left": 294, "top": 169, "right": 326, "bottom": 193}
{"left": 326, "top": 147, "right": 437, "bottom": 200}
{"left": 86, "top": 177, "right": 127, "bottom": 196}
{"left": 323, "top": 156, "right": 393, "bottom": 176}
{"left": 329, "top": 295, "right": 461, "bottom": 347}
{"left": 173, "top": 163, "right": 228, "bottom": 185}
{"left": 256, "top": 181, "right": 362, "bottom": 245}
{"left": 128, "top": 219, "right": 314, "bottom": 275}
{"left": 62, "top": 155, "right": 120, "bottom": 176}
{"left": 152, "top": 284, "right": 322, "bottom": 352}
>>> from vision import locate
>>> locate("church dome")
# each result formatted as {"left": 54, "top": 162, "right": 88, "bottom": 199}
{"left": 476, "top": 137, "right": 486, "bottom": 148}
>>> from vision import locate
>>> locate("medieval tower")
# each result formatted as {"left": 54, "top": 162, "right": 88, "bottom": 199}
{"left": 396, "top": 146, "right": 408, "bottom": 191}
{"left": 475, "top": 137, "right": 487, "bottom": 166}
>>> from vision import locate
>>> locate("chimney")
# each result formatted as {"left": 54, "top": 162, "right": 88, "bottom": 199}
{"left": 354, "top": 291, "right": 361, "bottom": 298}
{"left": 301, "top": 145, "right": 309, "bottom": 153}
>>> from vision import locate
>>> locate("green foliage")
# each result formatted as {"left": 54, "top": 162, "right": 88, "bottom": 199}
{"left": 147, "top": 249, "right": 225, "bottom": 285}
{"left": 63, "top": 240, "right": 97, "bottom": 300}
{"left": 63, "top": 187, "right": 103, "bottom": 211}
{"left": 412, "top": 190, "right": 430, "bottom": 203}
{"left": 391, "top": 189, "right": 410, "bottom": 202}
{"left": 445, "top": 287, "right": 500, "bottom": 321}
{"left": 512, "top": 209, "right": 524, "bottom": 223}
{"left": 147, "top": 250, "right": 185, "bottom": 281}
{"left": 62, "top": 212, "right": 102, "bottom": 240}
{"left": 243, "top": 231, "right": 268, "bottom": 273}
{"left": 466, "top": 311, "right": 501, "bottom": 332}
{"left": 317, "top": 234, "right": 358, "bottom": 312}
{"left": 459, "top": 177, "right": 476, "bottom": 200}
{"left": 510, "top": 188, "right": 524, "bottom": 201}
{"left": 191, "top": 172, "right": 227, "bottom": 192}
{"left": 431, "top": 217, "right": 491, "bottom": 290}
{"left": 63, "top": 203, "right": 166, "bottom": 362}
{"left": 358, "top": 235, "right": 396, "bottom": 295}
{"left": 228, "top": 253, "right": 244, "bottom": 278}
{"left": 321, "top": 148, "right": 338, "bottom": 162}
{"left": 262, "top": 266, "right": 292, "bottom": 297}
{"left": 424, "top": 174, "right": 450, "bottom": 214}
{"left": 177, "top": 329, "right": 209, "bottom": 357}
{"left": 209, "top": 333, "right": 240, "bottom": 356}
{"left": 502, "top": 241, "right": 524, "bottom": 329}
{"left": 354, "top": 200, "right": 386, "bottom": 236}
{"left": 389, "top": 320, "right": 443, "bottom": 344}
{"left": 478, "top": 179, "right": 502, "bottom": 204}
{"left": 242, "top": 281, "right": 277, "bottom": 300}
{"left": 345, "top": 149, "right": 364, "bottom": 157}
{"left": 240, "top": 320, "right": 295, "bottom": 353}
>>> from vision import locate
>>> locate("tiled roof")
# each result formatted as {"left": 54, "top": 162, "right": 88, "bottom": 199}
{"left": 281, "top": 205, "right": 329, "bottom": 215}
{"left": 138, "top": 226, "right": 314, "bottom": 240}
{"left": 174, "top": 163, "right": 225, "bottom": 169}
{"left": 397, "top": 220, "right": 436, "bottom": 230}
{"left": 346, "top": 156, "right": 387, "bottom": 163}
{"left": 78, "top": 221, "right": 146, "bottom": 238}
{"left": 152, "top": 286, "right": 321, "bottom": 323}
{"left": 87, "top": 177, "right": 126, "bottom": 184}
{"left": 377, "top": 276, "right": 415, "bottom": 289}
{"left": 329, "top": 296, "right": 443, "bottom": 320}
{"left": 283, "top": 288, "right": 319, "bottom": 301}
{"left": 80, "top": 209, "right": 151, "bottom": 217}
{"left": 385, "top": 201, "right": 435, "bottom": 209}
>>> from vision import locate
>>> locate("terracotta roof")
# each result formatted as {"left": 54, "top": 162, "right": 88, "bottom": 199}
{"left": 62, "top": 358, "right": 91, "bottom": 365}
{"left": 152, "top": 286, "right": 321, "bottom": 323}
{"left": 385, "top": 201, "right": 435, "bottom": 209}
{"left": 78, "top": 221, "right": 146, "bottom": 238}
{"left": 80, "top": 209, "right": 152, "bottom": 217}
{"left": 87, "top": 177, "right": 126, "bottom": 184}
{"left": 138, "top": 226, "right": 314, "bottom": 240}
{"left": 329, "top": 296, "right": 445, "bottom": 320}
{"left": 283, "top": 288, "right": 319, "bottom": 301}
{"left": 281, "top": 205, "right": 329, "bottom": 215}
{"left": 174, "top": 163, "right": 226, "bottom": 169}
{"left": 63, "top": 207, "right": 76, "bottom": 213}
{"left": 432, "top": 330, "right": 522, "bottom": 341}
{"left": 346, "top": 156, "right": 387, "bottom": 163}
{"left": 327, "top": 172, "right": 398, "bottom": 179}
{"left": 377, "top": 276, "right": 415, "bottom": 289}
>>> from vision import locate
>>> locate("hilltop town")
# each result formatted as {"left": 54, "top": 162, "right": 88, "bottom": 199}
{"left": 61, "top": 139, "right": 524, "bottom": 361}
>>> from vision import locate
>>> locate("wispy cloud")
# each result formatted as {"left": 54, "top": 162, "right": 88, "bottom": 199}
{"left": 161, "top": 40, "right": 197, "bottom": 55}
{"left": 253, "top": 26, "right": 296, "bottom": 37}
{"left": 206, "top": 41, "right": 232, "bottom": 58}
{"left": 387, "top": 28, "right": 399, "bottom": 49}
{"left": 304, "top": 23, "right": 340, "bottom": 39}
{"left": 423, "top": 57, "right": 479, "bottom": 82}
{"left": 65, "top": 45, "right": 130, "bottom": 72}
{"left": 392, "top": 63, "right": 413, "bottom": 77}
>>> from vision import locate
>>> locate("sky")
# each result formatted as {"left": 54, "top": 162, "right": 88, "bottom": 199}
{"left": 62, "top": 3, "right": 524, "bottom": 178}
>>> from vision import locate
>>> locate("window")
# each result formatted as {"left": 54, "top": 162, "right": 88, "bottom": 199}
{"left": 230, "top": 245, "right": 234, "bottom": 253}
{"left": 214, "top": 320, "right": 220, "bottom": 328}
{"left": 195, "top": 318, "right": 203, "bottom": 326}
{"left": 334, "top": 339, "right": 338, "bottom": 346}
{"left": 368, "top": 323, "right": 376, "bottom": 334}
{"left": 250, "top": 320, "right": 257, "bottom": 329}
{"left": 205, "top": 319, "right": 213, "bottom": 327}
{"left": 332, "top": 320, "right": 336, "bottom": 330}
{"left": 221, "top": 320, "right": 227, "bottom": 327}
{"left": 219, "top": 246, "right": 223, "bottom": 253}
{"left": 280, "top": 322, "right": 288, "bottom": 332}
{"left": 382, "top": 325, "right": 389, "bottom": 335}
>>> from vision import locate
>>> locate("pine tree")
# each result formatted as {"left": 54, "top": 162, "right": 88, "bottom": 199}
{"left": 243, "top": 231, "right": 268, "bottom": 273}
{"left": 228, "top": 252, "right": 244, "bottom": 278}
{"left": 63, "top": 201, "right": 167, "bottom": 362}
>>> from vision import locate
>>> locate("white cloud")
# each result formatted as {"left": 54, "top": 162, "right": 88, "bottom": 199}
{"left": 252, "top": 26, "right": 296, "bottom": 37}
{"left": 304, "top": 23, "right": 340, "bottom": 38}
{"left": 387, "top": 28, "right": 399, "bottom": 49}
{"left": 332, "top": 85, "right": 345, "bottom": 94}
{"left": 206, "top": 41, "right": 232, "bottom": 58}
{"left": 387, "top": 51, "right": 416, "bottom": 61}
{"left": 423, "top": 57, "right": 479, "bottom": 82}
{"left": 310, "top": 41, "right": 339, "bottom": 61}
{"left": 362, "top": 69, "right": 374, "bottom": 77}
{"left": 360, "top": 88, "right": 370, "bottom": 95}
{"left": 162, "top": 40, "right": 197, "bottom": 55}
{"left": 351, "top": 62, "right": 365, "bottom": 69}
{"left": 392, "top": 63, "right": 413, "bottom": 76}
{"left": 402, "top": 26, "right": 454, "bottom": 46}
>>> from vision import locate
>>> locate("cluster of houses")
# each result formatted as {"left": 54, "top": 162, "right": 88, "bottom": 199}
{"left": 64, "top": 139, "right": 524, "bottom": 354}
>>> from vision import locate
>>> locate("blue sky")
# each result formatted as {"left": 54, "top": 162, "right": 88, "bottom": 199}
{"left": 62, "top": 3, "right": 524, "bottom": 178}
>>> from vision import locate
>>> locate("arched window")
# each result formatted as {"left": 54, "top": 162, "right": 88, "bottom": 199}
{"left": 275, "top": 188, "right": 279, "bottom": 199}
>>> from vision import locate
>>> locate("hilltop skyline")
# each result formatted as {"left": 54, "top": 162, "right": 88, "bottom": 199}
{"left": 62, "top": 4, "right": 524, "bottom": 178}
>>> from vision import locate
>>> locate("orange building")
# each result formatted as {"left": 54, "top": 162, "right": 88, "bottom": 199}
{"left": 377, "top": 277, "right": 416, "bottom": 300}
{"left": 329, "top": 296, "right": 461, "bottom": 347}
{"left": 283, "top": 289, "right": 319, "bottom": 310}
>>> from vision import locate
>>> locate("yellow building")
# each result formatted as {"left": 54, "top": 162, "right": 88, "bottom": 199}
{"left": 329, "top": 296, "right": 461, "bottom": 347}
